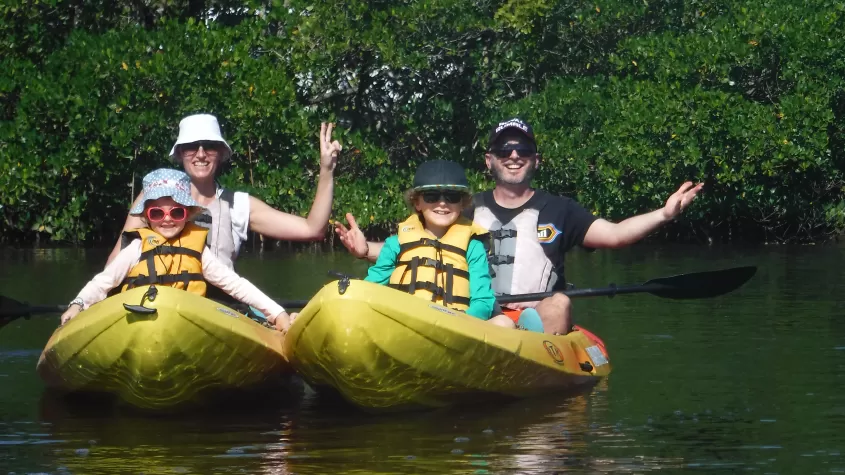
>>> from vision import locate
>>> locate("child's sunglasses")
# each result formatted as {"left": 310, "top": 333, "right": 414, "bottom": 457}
{"left": 420, "top": 190, "right": 465, "bottom": 204}
{"left": 489, "top": 146, "right": 537, "bottom": 159}
{"left": 146, "top": 206, "right": 188, "bottom": 222}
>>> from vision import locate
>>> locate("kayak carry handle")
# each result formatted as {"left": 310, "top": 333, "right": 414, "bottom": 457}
{"left": 123, "top": 304, "right": 157, "bottom": 315}
{"left": 328, "top": 270, "right": 352, "bottom": 295}
{"left": 123, "top": 285, "right": 158, "bottom": 315}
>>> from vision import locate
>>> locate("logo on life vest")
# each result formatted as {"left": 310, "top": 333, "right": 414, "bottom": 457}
{"left": 543, "top": 340, "right": 565, "bottom": 365}
{"left": 537, "top": 223, "right": 561, "bottom": 244}
{"left": 146, "top": 236, "right": 160, "bottom": 246}
{"left": 402, "top": 226, "right": 415, "bottom": 232}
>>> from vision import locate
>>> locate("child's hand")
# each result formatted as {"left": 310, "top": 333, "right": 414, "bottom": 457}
{"left": 60, "top": 304, "right": 82, "bottom": 326}
{"left": 334, "top": 213, "right": 369, "bottom": 259}
{"left": 272, "top": 311, "right": 291, "bottom": 333}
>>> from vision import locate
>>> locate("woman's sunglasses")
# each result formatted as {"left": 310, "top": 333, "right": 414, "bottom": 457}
{"left": 181, "top": 140, "right": 222, "bottom": 155}
{"left": 489, "top": 146, "right": 537, "bottom": 159}
{"left": 146, "top": 206, "right": 188, "bottom": 222}
{"left": 420, "top": 190, "right": 465, "bottom": 204}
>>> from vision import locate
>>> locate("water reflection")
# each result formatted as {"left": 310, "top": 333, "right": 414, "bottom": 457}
{"left": 33, "top": 389, "right": 300, "bottom": 475}
{"left": 277, "top": 386, "right": 611, "bottom": 475}
{"left": 17, "top": 381, "right": 629, "bottom": 474}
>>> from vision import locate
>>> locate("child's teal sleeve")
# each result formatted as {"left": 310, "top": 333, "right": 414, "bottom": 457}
{"left": 364, "top": 235, "right": 400, "bottom": 284}
{"left": 465, "top": 239, "right": 495, "bottom": 320}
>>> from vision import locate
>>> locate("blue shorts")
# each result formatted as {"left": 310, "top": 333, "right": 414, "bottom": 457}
{"left": 517, "top": 308, "right": 544, "bottom": 333}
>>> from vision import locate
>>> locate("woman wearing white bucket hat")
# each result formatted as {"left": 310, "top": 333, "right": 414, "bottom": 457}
{"left": 107, "top": 114, "right": 342, "bottom": 269}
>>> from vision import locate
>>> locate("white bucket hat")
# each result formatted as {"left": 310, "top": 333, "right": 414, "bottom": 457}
{"left": 169, "top": 114, "right": 233, "bottom": 162}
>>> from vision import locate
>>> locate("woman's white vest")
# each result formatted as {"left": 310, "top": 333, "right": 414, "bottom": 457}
{"left": 193, "top": 189, "right": 237, "bottom": 269}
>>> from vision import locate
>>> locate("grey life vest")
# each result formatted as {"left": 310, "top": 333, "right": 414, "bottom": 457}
{"left": 193, "top": 188, "right": 237, "bottom": 269}
{"left": 473, "top": 199, "right": 558, "bottom": 309}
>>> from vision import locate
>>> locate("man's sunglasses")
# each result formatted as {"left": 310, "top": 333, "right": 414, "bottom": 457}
{"left": 489, "top": 146, "right": 537, "bottom": 159}
{"left": 420, "top": 190, "right": 465, "bottom": 204}
{"left": 146, "top": 206, "right": 188, "bottom": 222}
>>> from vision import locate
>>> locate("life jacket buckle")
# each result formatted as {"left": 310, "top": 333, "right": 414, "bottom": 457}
{"left": 424, "top": 238, "right": 441, "bottom": 249}
{"left": 420, "top": 257, "right": 439, "bottom": 269}
{"left": 490, "top": 255, "right": 515, "bottom": 265}
{"left": 491, "top": 229, "right": 517, "bottom": 239}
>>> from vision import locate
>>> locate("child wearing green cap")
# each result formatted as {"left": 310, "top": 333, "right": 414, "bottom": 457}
{"left": 360, "top": 160, "right": 496, "bottom": 320}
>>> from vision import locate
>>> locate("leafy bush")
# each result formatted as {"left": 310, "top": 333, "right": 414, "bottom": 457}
{"left": 1, "top": 0, "right": 843, "bottom": 245}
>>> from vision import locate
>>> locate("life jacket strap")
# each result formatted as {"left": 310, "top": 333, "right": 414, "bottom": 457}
{"left": 398, "top": 238, "right": 467, "bottom": 258}
{"left": 395, "top": 257, "right": 469, "bottom": 279}
{"left": 388, "top": 281, "right": 471, "bottom": 306}
{"left": 408, "top": 256, "right": 418, "bottom": 295}
{"left": 122, "top": 271, "right": 205, "bottom": 290}
{"left": 445, "top": 263, "right": 455, "bottom": 305}
{"left": 139, "top": 246, "right": 203, "bottom": 261}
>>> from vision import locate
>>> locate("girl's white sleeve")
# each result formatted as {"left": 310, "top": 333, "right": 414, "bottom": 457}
{"left": 201, "top": 248, "right": 284, "bottom": 318}
{"left": 74, "top": 240, "right": 142, "bottom": 308}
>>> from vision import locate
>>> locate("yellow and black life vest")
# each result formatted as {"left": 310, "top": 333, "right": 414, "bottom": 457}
{"left": 120, "top": 223, "right": 208, "bottom": 295}
{"left": 388, "top": 214, "right": 488, "bottom": 311}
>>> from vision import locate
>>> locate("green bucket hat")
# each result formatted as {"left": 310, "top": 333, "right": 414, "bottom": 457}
{"left": 411, "top": 160, "right": 470, "bottom": 191}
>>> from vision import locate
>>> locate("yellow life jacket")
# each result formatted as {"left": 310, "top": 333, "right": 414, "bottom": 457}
{"left": 388, "top": 213, "right": 488, "bottom": 311}
{"left": 120, "top": 223, "right": 208, "bottom": 296}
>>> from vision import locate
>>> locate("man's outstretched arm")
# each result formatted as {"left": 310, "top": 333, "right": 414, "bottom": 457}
{"left": 583, "top": 181, "right": 703, "bottom": 248}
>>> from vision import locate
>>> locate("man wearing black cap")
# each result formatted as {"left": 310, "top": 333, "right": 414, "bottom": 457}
{"left": 468, "top": 118, "right": 597, "bottom": 333}
{"left": 336, "top": 118, "right": 702, "bottom": 334}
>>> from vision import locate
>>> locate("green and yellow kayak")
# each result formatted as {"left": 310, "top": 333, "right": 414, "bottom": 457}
{"left": 37, "top": 286, "right": 291, "bottom": 410}
{"left": 284, "top": 279, "right": 611, "bottom": 411}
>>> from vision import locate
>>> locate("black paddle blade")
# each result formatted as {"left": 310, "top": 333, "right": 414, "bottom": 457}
{"left": 645, "top": 266, "right": 757, "bottom": 300}
{"left": 1, "top": 294, "right": 66, "bottom": 328}
{"left": 0, "top": 294, "right": 29, "bottom": 327}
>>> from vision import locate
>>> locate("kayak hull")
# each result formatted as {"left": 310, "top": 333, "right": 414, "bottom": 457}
{"left": 284, "top": 280, "right": 611, "bottom": 411}
{"left": 37, "top": 286, "right": 291, "bottom": 410}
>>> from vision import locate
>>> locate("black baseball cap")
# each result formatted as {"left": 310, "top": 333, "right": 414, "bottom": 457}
{"left": 412, "top": 160, "right": 470, "bottom": 191}
{"left": 487, "top": 118, "right": 536, "bottom": 149}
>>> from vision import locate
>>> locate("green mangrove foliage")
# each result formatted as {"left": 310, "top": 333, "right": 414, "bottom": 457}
{"left": 1, "top": 0, "right": 844, "bottom": 245}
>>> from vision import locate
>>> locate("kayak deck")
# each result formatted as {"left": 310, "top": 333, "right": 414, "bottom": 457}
{"left": 37, "top": 286, "right": 291, "bottom": 410}
{"left": 284, "top": 279, "right": 611, "bottom": 411}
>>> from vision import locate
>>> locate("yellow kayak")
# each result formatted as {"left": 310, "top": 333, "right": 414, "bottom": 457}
{"left": 37, "top": 286, "right": 291, "bottom": 410}
{"left": 284, "top": 279, "right": 611, "bottom": 411}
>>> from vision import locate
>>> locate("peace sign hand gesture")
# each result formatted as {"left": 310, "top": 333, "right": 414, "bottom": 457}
{"left": 320, "top": 122, "right": 342, "bottom": 173}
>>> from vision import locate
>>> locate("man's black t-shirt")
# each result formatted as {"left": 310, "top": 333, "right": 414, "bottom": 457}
{"left": 465, "top": 189, "right": 598, "bottom": 289}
